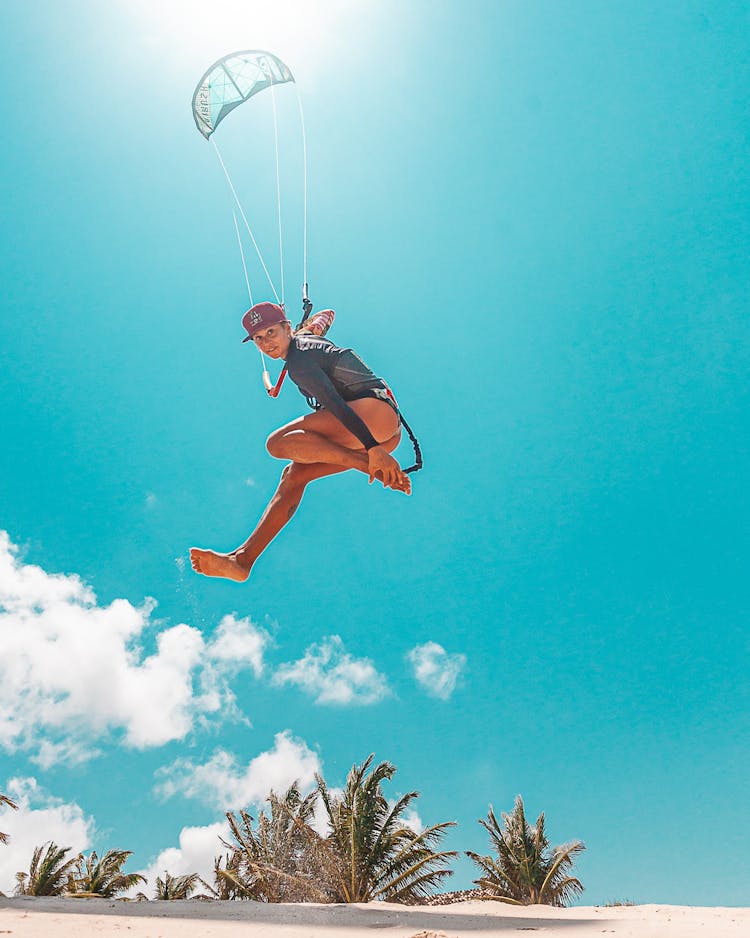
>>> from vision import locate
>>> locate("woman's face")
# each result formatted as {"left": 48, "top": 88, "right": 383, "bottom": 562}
{"left": 253, "top": 322, "right": 292, "bottom": 359}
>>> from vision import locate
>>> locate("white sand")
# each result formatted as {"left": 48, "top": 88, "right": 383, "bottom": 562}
{"left": 0, "top": 898, "right": 748, "bottom": 938}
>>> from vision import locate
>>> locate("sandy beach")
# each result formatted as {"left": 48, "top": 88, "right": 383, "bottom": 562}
{"left": 1, "top": 898, "right": 748, "bottom": 938}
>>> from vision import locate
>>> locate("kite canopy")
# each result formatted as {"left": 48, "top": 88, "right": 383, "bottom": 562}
{"left": 192, "top": 50, "right": 295, "bottom": 140}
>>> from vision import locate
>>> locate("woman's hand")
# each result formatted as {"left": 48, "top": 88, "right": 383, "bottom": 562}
{"left": 367, "top": 445, "right": 411, "bottom": 493}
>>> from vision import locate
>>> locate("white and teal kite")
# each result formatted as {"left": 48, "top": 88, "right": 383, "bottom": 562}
{"left": 192, "top": 50, "right": 295, "bottom": 140}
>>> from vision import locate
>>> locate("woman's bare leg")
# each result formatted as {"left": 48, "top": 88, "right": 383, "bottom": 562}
{"left": 232, "top": 423, "right": 403, "bottom": 572}
{"left": 231, "top": 461, "right": 347, "bottom": 572}
{"left": 189, "top": 462, "right": 345, "bottom": 582}
{"left": 266, "top": 399, "right": 409, "bottom": 488}
{"left": 190, "top": 418, "right": 404, "bottom": 582}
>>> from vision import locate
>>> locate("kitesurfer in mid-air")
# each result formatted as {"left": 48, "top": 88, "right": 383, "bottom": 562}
{"left": 190, "top": 302, "right": 412, "bottom": 582}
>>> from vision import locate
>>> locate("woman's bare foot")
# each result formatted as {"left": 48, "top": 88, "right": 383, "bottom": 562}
{"left": 388, "top": 475, "right": 411, "bottom": 494}
{"left": 189, "top": 548, "right": 250, "bottom": 582}
{"left": 394, "top": 471, "right": 412, "bottom": 495}
{"left": 383, "top": 472, "right": 412, "bottom": 494}
{"left": 371, "top": 468, "right": 411, "bottom": 495}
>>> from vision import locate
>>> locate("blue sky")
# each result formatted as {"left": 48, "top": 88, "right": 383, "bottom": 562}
{"left": 1, "top": 0, "right": 748, "bottom": 905}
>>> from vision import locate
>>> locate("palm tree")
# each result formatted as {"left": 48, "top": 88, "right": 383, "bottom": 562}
{"left": 198, "top": 854, "right": 247, "bottom": 901}
{"left": 1, "top": 793, "right": 18, "bottom": 845}
{"left": 220, "top": 782, "right": 328, "bottom": 902}
{"left": 71, "top": 849, "right": 146, "bottom": 897}
{"left": 316, "top": 754, "right": 456, "bottom": 903}
{"left": 153, "top": 871, "right": 201, "bottom": 900}
{"left": 466, "top": 795, "right": 585, "bottom": 906}
{"left": 14, "top": 842, "right": 80, "bottom": 896}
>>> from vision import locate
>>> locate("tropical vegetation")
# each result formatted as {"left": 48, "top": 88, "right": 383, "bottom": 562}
{"left": 14, "top": 842, "right": 79, "bottom": 896}
{"left": 72, "top": 849, "right": 146, "bottom": 897}
{"left": 1, "top": 792, "right": 18, "bottom": 846}
{"left": 13, "top": 842, "right": 146, "bottom": 898}
{"left": 151, "top": 871, "right": 202, "bottom": 900}
{"left": 466, "top": 795, "right": 585, "bottom": 906}
{"left": 315, "top": 755, "right": 456, "bottom": 902}
{"left": 217, "top": 782, "right": 324, "bottom": 901}
{"left": 209, "top": 755, "right": 456, "bottom": 903}
{"left": 3, "top": 765, "right": 586, "bottom": 906}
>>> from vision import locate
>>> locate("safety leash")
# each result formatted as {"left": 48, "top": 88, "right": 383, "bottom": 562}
{"left": 399, "top": 412, "right": 423, "bottom": 474}
{"left": 381, "top": 385, "right": 422, "bottom": 474}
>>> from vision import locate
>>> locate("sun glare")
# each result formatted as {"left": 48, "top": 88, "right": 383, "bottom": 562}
{"left": 125, "top": 0, "right": 377, "bottom": 85}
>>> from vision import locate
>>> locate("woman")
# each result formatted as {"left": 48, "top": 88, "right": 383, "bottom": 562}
{"left": 190, "top": 301, "right": 412, "bottom": 582}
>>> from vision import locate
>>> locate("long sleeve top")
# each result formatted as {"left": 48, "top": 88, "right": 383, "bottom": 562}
{"left": 284, "top": 334, "right": 388, "bottom": 450}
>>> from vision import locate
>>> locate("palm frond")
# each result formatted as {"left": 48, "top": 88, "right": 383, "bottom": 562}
{"left": 14, "top": 842, "right": 80, "bottom": 896}
{"left": 315, "top": 755, "right": 454, "bottom": 903}
{"left": 0, "top": 793, "right": 18, "bottom": 846}
{"left": 153, "top": 871, "right": 200, "bottom": 900}
{"left": 71, "top": 848, "right": 146, "bottom": 897}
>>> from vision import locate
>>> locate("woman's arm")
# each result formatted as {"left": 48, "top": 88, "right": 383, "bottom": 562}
{"left": 292, "top": 356, "right": 380, "bottom": 450}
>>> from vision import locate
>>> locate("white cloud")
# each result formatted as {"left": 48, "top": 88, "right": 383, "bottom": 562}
{"left": 0, "top": 777, "right": 94, "bottom": 895}
{"left": 0, "top": 532, "right": 268, "bottom": 763}
{"left": 400, "top": 806, "right": 424, "bottom": 834}
{"left": 31, "top": 738, "right": 101, "bottom": 771}
{"left": 207, "top": 614, "right": 269, "bottom": 678}
{"left": 194, "top": 615, "right": 271, "bottom": 727}
{"left": 407, "top": 642, "right": 466, "bottom": 700}
{"left": 308, "top": 785, "right": 340, "bottom": 837}
{"left": 137, "top": 821, "right": 230, "bottom": 897}
{"left": 272, "top": 635, "right": 389, "bottom": 705}
{"left": 154, "top": 730, "right": 321, "bottom": 811}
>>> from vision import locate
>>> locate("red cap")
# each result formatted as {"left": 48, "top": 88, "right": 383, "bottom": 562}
{"left": 241, "top": 302, "right": 288, "bottom": 343}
